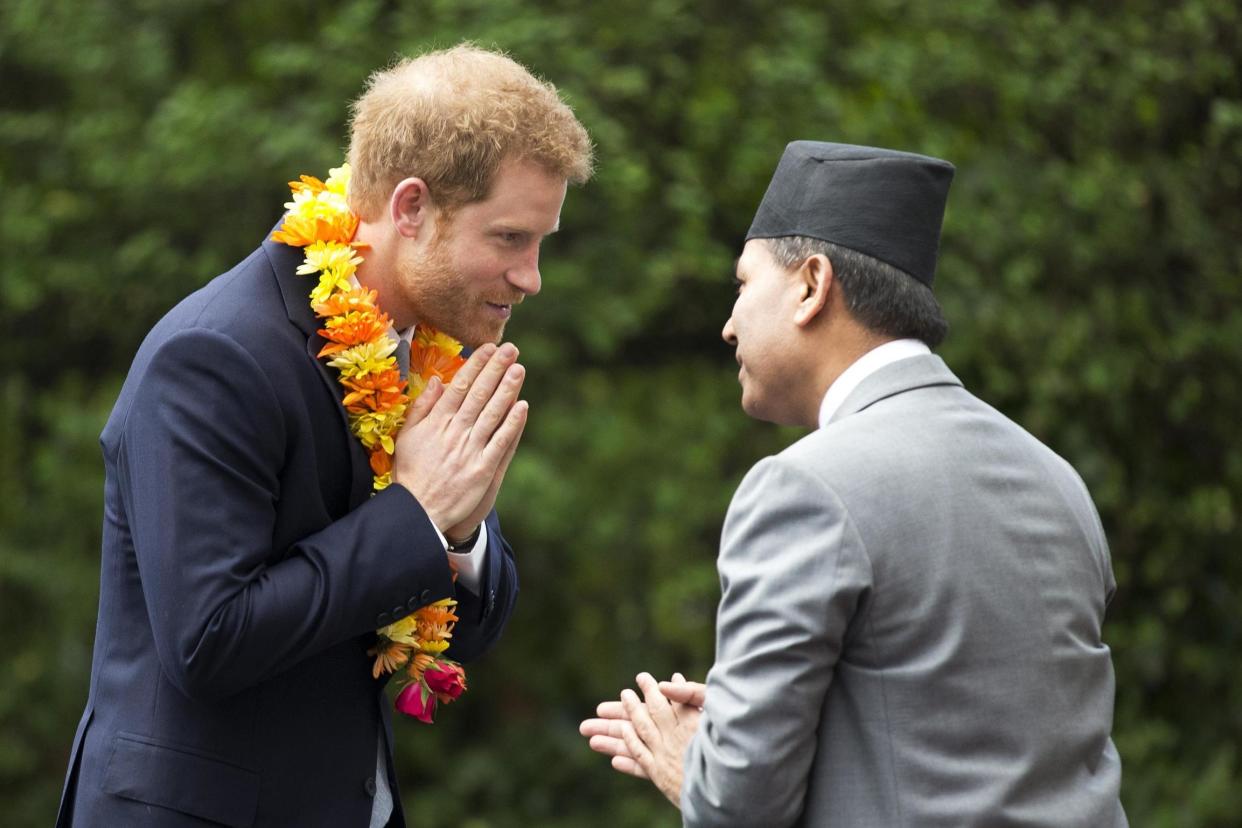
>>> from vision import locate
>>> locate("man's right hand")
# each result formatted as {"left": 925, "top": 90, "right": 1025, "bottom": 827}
{"left": 657, "top": 678, "right": 705, "bottom": 708}
{"left": 391, "top": 342, "right": 529, "bottom": 534}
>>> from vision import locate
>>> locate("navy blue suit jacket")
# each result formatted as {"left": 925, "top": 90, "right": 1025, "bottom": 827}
{"left": 57, "top": 232, "right": 518, "bottom": 827}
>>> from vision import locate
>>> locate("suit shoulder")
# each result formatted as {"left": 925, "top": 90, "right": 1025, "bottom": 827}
{"left": 774, "top": 420, "right": 889, "bottom": 490}
{"left": 731, "top": 449, "right": 852, "bottom": 520}
{"left": 133, "top": 242, "right": 307, "bottom": 376}
{"left": 152, "top": 246, "right": 288, "bottom": 344}
{"left": 103, "top": 244, "right": 298, "bottom": 450}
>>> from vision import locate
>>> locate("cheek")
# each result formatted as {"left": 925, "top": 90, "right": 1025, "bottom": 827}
{"left": 732, "top": 296, "right": 764, "bottom": 346}
{"left": 450, "top": 246, "right": 508, "bottom": 287}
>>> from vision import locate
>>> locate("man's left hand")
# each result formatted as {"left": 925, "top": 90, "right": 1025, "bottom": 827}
{"left": 579, "top": 672, "right": 702, "bottom": 808}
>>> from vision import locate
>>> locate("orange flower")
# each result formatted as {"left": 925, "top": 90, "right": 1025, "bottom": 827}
{"left": 406, "top": 652, "right": 436, "bottom": 683}
{"left": 289, "top": 174, "right": 327, "bottom": 195}
{"left": 417, "top": 618, "right": 455, "bottom": 644}
{"left": 270, "top": 211, "right": 359, "bottom": 247}
{"left": 317, "top": 309, "right": 392, "bottom": 357}
{"left": 347, "top": 390, "right": 408, "bottom": 416}
{"left": 410, "top": 340, "right": 467, "bottom": 384}
{"left": 312, "top": 285, "right": 378, "bottom": 318}
{"left": 369, "top": 447, "right": 393, "bottom": 476}
{"left": 341, "top": 367, "right": 408, "bottom": 413}
{"left": 416, "top": 603, "right": 460, "bottom": 628}
{"left": 369, "top": 639, "right": 412, "bottom": 679}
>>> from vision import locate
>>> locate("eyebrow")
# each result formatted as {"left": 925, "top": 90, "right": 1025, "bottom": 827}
{"left": 492, "top": 221, "right": 560, "bottom": 236}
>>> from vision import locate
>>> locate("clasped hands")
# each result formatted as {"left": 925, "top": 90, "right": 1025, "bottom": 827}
{"left": 390, "top": 347, "right": 706, "bottom": 805}
{"left": 392, "top": 342, "right": 528, "bottom": 544}
{"left": 579, "top": 672, "right": 706, "bottom": 807}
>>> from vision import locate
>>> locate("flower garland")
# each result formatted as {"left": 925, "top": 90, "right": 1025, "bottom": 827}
{"left": 272, "top": 163, "right": 469, "bottom": 723}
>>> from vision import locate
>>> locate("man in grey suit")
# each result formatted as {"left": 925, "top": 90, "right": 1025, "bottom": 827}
{"left": 580, "top": 141, "right": 1127, "bottom": 826}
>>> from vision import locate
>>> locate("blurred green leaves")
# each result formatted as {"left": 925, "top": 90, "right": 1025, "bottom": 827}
{"left": 2, "top": 0, "right": 1239, "bottom": 825}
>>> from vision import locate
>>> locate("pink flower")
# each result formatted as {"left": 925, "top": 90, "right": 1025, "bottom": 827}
{"left": 424, "top": 662, "right": 467, "bottom": 702}
{"left": 394, "top": 682, "right": 436, "bottom": 724}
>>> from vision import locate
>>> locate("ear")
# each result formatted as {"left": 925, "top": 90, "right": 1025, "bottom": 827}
{"left": 389, "top": 177, "right": 434, "bottom": 239}
{"left": 793, "top": 253, "right": 833, "bottom": 327}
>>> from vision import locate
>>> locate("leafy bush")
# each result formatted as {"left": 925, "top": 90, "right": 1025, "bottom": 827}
{"left": 2, "top": 1, "right": 1238, "bottom": 824}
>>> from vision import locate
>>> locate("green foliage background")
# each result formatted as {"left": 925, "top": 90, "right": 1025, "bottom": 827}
{"left": 2, "top": 0, "right": 1239, "bottom": 825}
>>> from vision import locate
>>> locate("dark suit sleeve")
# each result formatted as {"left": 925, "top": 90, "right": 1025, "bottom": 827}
{"left": 118, "top": 327, "right": 457, "bottom": 702}
{"left": 446, "top": 509, "right": 518, "bottom": 663}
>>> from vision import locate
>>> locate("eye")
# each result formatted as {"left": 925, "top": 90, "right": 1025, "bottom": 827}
{"left": 498, "top": 231, "right": 526, "bottom": 245}
{"left": 732, "top": 276, "right": 744, "bottom": 294}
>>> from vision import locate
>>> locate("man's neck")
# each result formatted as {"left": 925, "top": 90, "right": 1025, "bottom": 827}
{"left": 352, "top": 221, "right": 415, "bottom": 330}
{"left": 809, "top": 330, "right": 892, "bottom": 417}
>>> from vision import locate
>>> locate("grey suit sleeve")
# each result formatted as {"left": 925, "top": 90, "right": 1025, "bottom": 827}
{"left": 1052, "top": 457, "right": 1117, "bottom": 608}
{"left": 681, "top": 456, "right": 872, "bottom": 828}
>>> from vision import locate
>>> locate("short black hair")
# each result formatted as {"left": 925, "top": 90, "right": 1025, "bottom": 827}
{"left": 764, "top": 236, "right": 949, "bottom": 347}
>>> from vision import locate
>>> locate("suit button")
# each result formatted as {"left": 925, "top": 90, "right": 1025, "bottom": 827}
{"left": 364, "top": 776, "right": 377, "bottom": 797}
{"left": 485, "top": 589, "right": 496, "bottom": 617}
{"left": 391, "top": 605, "right": 406, "bottom": 620}
{"left": 407, "top": 596, "right": 421, "bottom": 612}
{"left": 419, "top": 588, "right": 431, "bottom": 603}
{"left": 376, "top": 613, "right": 390, "bottom": 627}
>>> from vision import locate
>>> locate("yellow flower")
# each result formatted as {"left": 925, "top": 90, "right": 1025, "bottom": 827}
{"left": 327, "top": 338, "right": 398, "bottom": 379}
{"left": 285, "top": 186, "right": 350, "bottom": 222}
{"left": 271, "top": 180, "right": 357, "bottom": 246}
{"left": 297, "top": 240, "right": 363, "bottom": 278}
{"left": 325, "top": 163, "right": 351, "bottom": 197}
{"left": 349, "top": 408, "right": 406, "bottom": 452}
{"left": 348, "top": 411, "right": 384, "bottom": 450}
{"left": 413, "top": 326, "right": 464, "bottom": 356}
{"left": 381, "top": 614, "right": 421, "bottom": 646}
{"left": 406, "top": 374, "right": 429, "bottom": 399}
{"left": 418, "top": 639, "right": 451, "bottom": 655}
{"left": 310, "top": 273, "right": 352, "bottom": 306}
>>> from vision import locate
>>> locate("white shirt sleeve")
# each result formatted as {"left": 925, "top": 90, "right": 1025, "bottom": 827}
{"left": 428, "top": 523, "right": 488, "bottom": 595}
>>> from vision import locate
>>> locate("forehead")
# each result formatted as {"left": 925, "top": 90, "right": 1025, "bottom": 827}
{"left": 460, "top": 158, "right": 567, "bottom": 230}
{"left": 737, "top": 238, "right": 781, "bottom": 275}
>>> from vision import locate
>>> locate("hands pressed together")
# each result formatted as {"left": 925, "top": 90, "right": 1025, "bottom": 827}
{"left": 579, "top": 672, "right": 706, "bottom": 808}
{"left": 388, "top": 345, "right": 706, "bottom": 804}
{"left": 391, "top": 342, "right": 528, "bottom": 543}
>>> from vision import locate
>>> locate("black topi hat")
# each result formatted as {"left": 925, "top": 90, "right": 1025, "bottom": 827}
{"left": 746, "top": 141, "right": 955, "bottom": 287}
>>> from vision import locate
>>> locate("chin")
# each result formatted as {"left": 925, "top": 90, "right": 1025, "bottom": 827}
{"left": 741, "top": 391, "right": 796, "bottom": 427}
{"left": 739, "top": 390, "right": 766, "bottom": 422}
{"left": 453, "top": 323, "right": 508, "bottom": 349}
{"left": 419, "top": 309, "right": 506, "bottom": 348}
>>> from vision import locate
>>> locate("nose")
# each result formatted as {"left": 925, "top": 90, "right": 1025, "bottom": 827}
{"left": 722, "top": 316, "right": 737, "bottom": 346}
{"left": 507, "top": 247, "right": 542, "bottom": 296}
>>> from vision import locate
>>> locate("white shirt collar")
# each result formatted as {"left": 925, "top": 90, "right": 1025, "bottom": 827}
{"left": 817, "top": 338, "right": 931, "bottom": 428}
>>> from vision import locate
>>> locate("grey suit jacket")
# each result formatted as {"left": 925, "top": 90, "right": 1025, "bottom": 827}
{"left": 682, "top": 354, "right": 1126, "bottom": 827}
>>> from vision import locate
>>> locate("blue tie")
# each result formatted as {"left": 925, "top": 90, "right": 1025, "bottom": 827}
{"left": 394, "top": 336, "right": 410, "bottom": 381}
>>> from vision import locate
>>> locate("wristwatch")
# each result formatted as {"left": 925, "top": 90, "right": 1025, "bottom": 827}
{"left": 445, "top": 527, "right": 480, "bottom": 552}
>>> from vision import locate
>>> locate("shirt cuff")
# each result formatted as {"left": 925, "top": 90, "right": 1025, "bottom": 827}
{"left": 429, "top": 523, "right": 488, "bottom": 595}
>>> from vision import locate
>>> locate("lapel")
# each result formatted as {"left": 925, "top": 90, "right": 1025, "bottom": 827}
{"left": 828, "top": 353, "right": 964, "bottom": 426}
{"left": 262, "top": 228, "right": 375, "bottom": 507}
